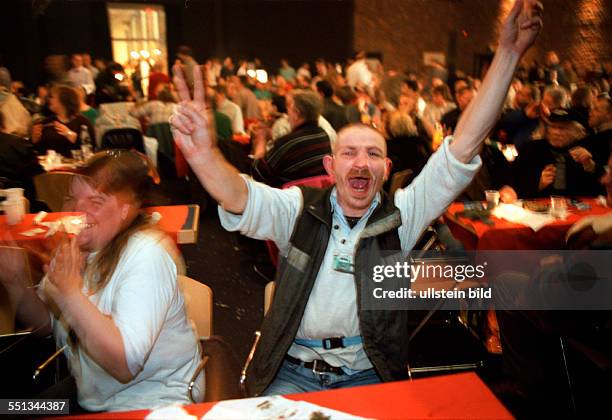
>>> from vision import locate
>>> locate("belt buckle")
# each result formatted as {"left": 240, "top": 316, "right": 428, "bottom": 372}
{"left": 322, "top": 336, "right": 344, "bottom": 350}
{"left": 311, "top": 359, "right": 327, "bottom": 375}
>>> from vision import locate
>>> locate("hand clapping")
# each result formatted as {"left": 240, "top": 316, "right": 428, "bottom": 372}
{"left": 45, "top": 236, "right": 85, "bottom": 304}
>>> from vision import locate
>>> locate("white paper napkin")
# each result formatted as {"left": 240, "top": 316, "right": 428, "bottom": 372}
{"left": 492, "top": 203, "right": 555, "bottom": 232}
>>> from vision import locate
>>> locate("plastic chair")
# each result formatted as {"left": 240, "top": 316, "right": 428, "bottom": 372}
{"left": 101, "top": 128, "right": 145, "bottom": 153}
{"left": 178, "top": 275, "right": 241, "bottom": 403}
{"left": 264, "top": 281, "right": 276, "bottom": 316}
{"left": 178, "top": 275, "right": 213, "bottom": 338}
{"left": 33, "top": 172, "right": 77, "bottom": 212}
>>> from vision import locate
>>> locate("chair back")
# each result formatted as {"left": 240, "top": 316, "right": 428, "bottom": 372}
{"left": 388, "top": 168, "right": 414, "bottom": 196}
{"left": 282, "top": 174, "right": 335, "bottom": 189}
{"left": 33, "top": 172, "right": 77, "bottom": 212}
{"left": 0, "top": 246, "right": 32, "bottom": 335}
{"left": 146, "top": 122, "right": 174, "bottom": 158}
{"left": 101, "top": 128, "right": 145, "bottom": 153}
{"left": 178, "top": 275, "right": 213, "bottom": 338}
{"left": 264, "top": 281, "right": 276, "bottom": 316}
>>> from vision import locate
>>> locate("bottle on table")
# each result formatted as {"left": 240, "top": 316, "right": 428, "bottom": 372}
{"left": 80, "top": 125, "right": 93, "bottom": 159}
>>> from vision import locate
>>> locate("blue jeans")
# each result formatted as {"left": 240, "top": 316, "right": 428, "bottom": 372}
{"left": 262, "top": 360, "right": 381, "bottom": 396}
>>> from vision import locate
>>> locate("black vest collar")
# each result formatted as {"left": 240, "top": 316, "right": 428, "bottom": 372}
{"left": 301, "top": 186, "right": 402, "bottom": 233}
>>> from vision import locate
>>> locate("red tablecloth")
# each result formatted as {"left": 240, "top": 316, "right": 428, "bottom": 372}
{"left": 0, "top": 205, "right": 199, "bottom": 246}
{"left": 66, "top": 372, "right": 512, "bottom": 419}
{"left": 444, "top": 199, "right": 611, "bottom": 250}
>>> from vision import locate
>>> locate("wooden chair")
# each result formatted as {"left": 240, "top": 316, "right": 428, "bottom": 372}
{"left": 241, "top": 281, "right": 275, "bottom": 395}
{"left": 264, "top": 281, "right": 276, "bottom": 316}
{"left": 0, "top": 246, "right": 33, "bottom": 335}
{"left": 178, "top": 275, "right": 213, "bottom": 338}
{"left": 178, "top": 275, "right": 241, "bottom": 403}
{"left": 33, "top": 172, "right": 77, "bottom": 212}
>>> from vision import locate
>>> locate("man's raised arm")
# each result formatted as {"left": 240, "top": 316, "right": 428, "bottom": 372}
{"left": 170, "top": 64, "right": 248, "bottom": 214}
{"left": 451, "top": 0, "right": 543, "bottom": 163}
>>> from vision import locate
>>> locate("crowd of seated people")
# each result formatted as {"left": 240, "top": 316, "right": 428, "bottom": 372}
{"left": 0, "top": 6, "right": 611, "bottom": 413}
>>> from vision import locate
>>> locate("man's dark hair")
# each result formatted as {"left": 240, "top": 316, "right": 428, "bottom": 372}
{"left": 156, "top": 86, "right": 176, "bottom": 104}
{"left": 316, "top": 80, "right": 334, "bottom": 99}
{"left": 523, "top": 83, "right": 541, "bottom": 102}
{"left": 432, "top": 84, "right": 452, "bottom": 101}
{"left": 336, "top": 86, "right": 357, "bottom": 105}
{"left": 215, "top": 85, "right": 227, "bottom": 96}
{"left": 456, "top": 85, "right": 475, "bottom": 98}
{"left": 403, "top": 79, "right": 419, "bottom": 93}
{"left": 272, "top": 95, "right": 287, "bottom": 114}
{"left": 177, "top": 45, "right": 193, "bottom": 57}
{"left": 54, "top": 85, "right": 80, "bottom": 117}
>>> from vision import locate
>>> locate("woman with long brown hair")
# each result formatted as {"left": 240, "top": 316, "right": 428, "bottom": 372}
{"left": 0, "top": 150, "right": 204, "bottom": 412}
{"left": 31, "top": 84, "right": 95, "bottom": 157}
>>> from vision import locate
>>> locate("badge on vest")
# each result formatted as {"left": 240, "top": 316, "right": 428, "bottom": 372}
{"left": 332, "top": 252, "right": 354, "bottom": 274}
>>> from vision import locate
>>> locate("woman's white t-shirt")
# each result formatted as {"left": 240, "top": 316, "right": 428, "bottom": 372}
{"left": 40, "top": 230, "right": 204, "bottom": 412}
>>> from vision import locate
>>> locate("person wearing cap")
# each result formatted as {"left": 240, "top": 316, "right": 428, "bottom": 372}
{"left": 512, "top": 108, "right": 603, "bottom": 198}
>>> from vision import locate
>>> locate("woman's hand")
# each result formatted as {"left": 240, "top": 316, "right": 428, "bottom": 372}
{"left": 169, "top": 64, "right": 217, "bottom": 165}
{"left": 45, "top": 236, "right": 85, "bottom": 305}
{"left": 53, "top": 121, "right": 78, "bottom": 143}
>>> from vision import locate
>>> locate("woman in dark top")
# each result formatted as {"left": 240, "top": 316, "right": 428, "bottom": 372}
{"left": 32, "top": 85, "right": 95, "bottom": 157}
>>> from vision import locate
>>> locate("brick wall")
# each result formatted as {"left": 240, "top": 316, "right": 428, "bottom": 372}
{"left": 354, "top": 0, "right": 612, "bottom": 77}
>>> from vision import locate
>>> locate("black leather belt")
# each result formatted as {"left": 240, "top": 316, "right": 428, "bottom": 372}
{"left": 285, "top": 354, "right": 345, "bottom": 375}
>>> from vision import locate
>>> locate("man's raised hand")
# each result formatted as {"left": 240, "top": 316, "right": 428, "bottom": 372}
{"left": 169, "top": 64, "right": 216, "bottom": 163}
{"left": 499, "top": 0, "right": 543, "bottom": 56}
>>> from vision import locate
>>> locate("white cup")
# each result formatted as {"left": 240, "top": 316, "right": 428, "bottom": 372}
{"left": 3, "top": 188, "right": 24, "bottom": 201}
{"left": 550, "top": 196, "right": 567, "bottom": 219}
{"left": 485, "top": 190, "right": 500, "bottom": 209}
{"left": 1, "top": 188, "right": 25, "bottom": 225}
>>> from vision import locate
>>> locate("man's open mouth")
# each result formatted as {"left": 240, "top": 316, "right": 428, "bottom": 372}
{"left": 348, "top": 176, "right": 371, "bottom": 192}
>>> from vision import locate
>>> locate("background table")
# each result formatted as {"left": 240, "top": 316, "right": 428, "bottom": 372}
{"left": 0, "top": 205, "right": 199, "bottom": 245}
{"left": 444, "top": 198, "right": 610, "bottom": 250}
{"left": 68, "top": 372, "right": 512, "bottom": 419}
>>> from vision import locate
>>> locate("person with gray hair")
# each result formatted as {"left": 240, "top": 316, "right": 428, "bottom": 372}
{"left": 542, "top": 85, "right": 569, "bottom": 114}
{"left": 251, "top": 89, "right": 331, "bottom": 186}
